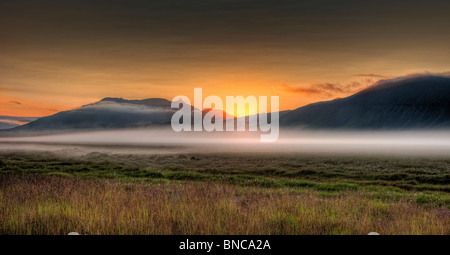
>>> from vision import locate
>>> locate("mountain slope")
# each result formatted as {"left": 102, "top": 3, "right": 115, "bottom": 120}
{"left": 10, "top": 98, "right": 177, "bottom": 132}
{"left": 5, "top": 97, "right": 286, "bottom": 133}
{"left": 0, "top": 116, "right": 39, "bottom": 130}
{"left": 6, "top": 75, "right": 450, "bottom": 132}
{"left": 280, "top": 76, "right": 450, "bottom": 129}
{"left": 0, "top": 122, "right": 18, "bottom": 130}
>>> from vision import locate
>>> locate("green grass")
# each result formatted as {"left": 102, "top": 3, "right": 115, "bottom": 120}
{"left": 0, "top": 174, "right": 449, "bottom": 235}
{"left": 1, "top": 152, "right": 449, "bottom": 195}
{"left": 0, "top": 152, "right": 449, "bottom": 234}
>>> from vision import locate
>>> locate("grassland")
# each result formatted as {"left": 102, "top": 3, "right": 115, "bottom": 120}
{"left": 0, "top": 151, "right": 449, "bottom": 234}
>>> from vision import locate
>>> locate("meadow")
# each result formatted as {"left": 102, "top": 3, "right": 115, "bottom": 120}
{"left": 0, "top": 150, "right": 449, "bottom": 234}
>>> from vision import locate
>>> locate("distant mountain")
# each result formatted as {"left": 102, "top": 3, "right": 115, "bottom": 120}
{"left": 280, "top": 76, "right": 450, "bottom": 129}
{"left": 5, "top": 75, "right": 449, "bottom": 133}
{"left": 0, "top": 122, "right": 17, "bottom": 130}
{"left": 0, "top": 116, "right": 39, "bottom": 130}
{"left": 9, "top": 98, "right": 177, "bottom": 132}
{"left": 4, "top": 96, "right": 289, "bottom": 133}
{"left": 202, "top": 108, "right": 235, "bottom": 120}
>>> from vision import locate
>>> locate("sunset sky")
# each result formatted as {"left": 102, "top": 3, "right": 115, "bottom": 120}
{"left": 1, "top": 0, "right": 449, "bottom": 117}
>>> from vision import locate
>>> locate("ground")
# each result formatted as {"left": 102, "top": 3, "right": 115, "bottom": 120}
{"left": 0, "top": 149, "right": 449, "bottom": 234}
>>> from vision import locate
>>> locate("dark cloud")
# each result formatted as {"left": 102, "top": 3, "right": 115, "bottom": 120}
{"left": 404, "top": 71, "right": 450, "bottom": 77}
{"left": 355, "top": 74, "right": 387, "bottom": 78}
{"left": 1, "top": 0, "right": 449, "bottom": 51}
{"left": 283, "top": 72, "right": 450, "bottom": 98}
{"left": 279, "top": 81, "right": 368, "bottom": 97}
{"left": 0, "top": 0, "right": 449, "bottom": 109}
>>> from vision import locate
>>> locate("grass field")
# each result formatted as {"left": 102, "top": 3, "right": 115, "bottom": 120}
{"left": 0, "top": 151, "right": 449, "bottom": 234}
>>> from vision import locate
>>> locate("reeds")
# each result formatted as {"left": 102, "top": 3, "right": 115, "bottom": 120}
{"left": 1, "top": 174, "right": 448, "bottom": 235}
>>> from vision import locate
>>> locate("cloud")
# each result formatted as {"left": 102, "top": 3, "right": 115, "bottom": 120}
{"left": 0, "top": 86, "right": 21, "bottom": 93}
{"left": 82, "top": 101, "right": 174, "bottom": 113}
{"left": 281, "top": 72, "right": 450, "bottom": 98}
{"left": 355, "top": 74, "right": 388, "bottom": 78}
{"left": 0, "top": 116, "right": 38, "bottom": 123}
{"left": 0, "top": 119, "right": 27, "bottom": 126}
{"left": 404, "top": 71, "right": 450, "bottom": 77}
{"left": 278, "top": 81, "right": 367, "bottom": 97}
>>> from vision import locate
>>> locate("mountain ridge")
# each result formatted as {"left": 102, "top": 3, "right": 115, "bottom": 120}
{"left": 280, "top": 75, "right": 450, "bottom": 129}
{"left": 3, "top": 75, "right": 450, "bottom": 133}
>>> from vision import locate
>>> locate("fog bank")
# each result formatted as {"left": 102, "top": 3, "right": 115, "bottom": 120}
{"left": 1, "top": 128, "right": 450, "bottom": 157}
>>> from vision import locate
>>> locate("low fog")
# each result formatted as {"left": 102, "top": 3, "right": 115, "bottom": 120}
{"left": 1, "top": 128, "right": 450, "bottom": 157}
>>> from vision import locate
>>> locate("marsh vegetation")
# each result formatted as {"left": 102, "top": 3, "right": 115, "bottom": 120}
{"left": 0, "top": 150, "right": 449, "bottom": 235}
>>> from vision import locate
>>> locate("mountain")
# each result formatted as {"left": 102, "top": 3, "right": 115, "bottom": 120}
{"left": 202, "top": 108, "right": 235, "bottom": 120}
{"left": 0, "top": 122, "right": 18, "bottom": 130}
{"left": 5, "top": 75, "right": 450, "bottom": 133}
{"left": 8, "top": 98, "right": 177, "bottom": 132}
{"left": 0, "top": 116, "right": 39, "bottom": 130}
{"left": 280, "top": 76, "right": 450, "bottom": 129}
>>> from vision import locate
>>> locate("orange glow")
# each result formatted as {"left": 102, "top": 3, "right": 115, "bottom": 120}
{"left": 0, "top": 96, "right": 74, "bottom": 117}
{"left": 229, "top": 103, "right": 258, "bottom": 118}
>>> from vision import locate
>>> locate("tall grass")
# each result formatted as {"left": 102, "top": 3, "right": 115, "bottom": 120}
{"left": 1, "top": 174, "right": 448, "bottom": 235}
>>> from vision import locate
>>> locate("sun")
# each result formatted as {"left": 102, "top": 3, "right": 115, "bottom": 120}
{"left": 229, "top": 104, "right": 258, "bottom": 118}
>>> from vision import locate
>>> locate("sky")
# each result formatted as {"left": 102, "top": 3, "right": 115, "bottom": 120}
{"left": 1, "top": 0, "right": 449, "bottom": 117}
